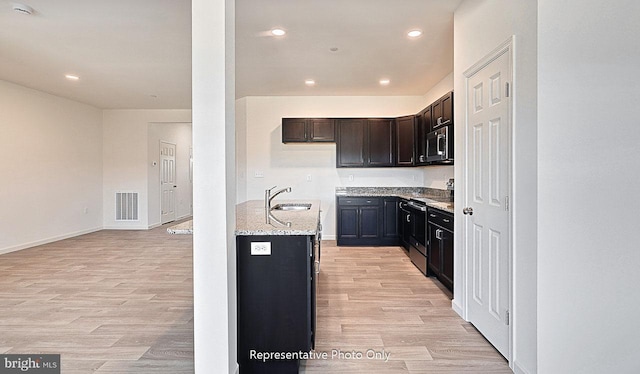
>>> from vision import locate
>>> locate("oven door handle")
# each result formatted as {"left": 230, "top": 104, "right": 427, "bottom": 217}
{"left": 407, "top": 201, "right": 427, "bottom": 212}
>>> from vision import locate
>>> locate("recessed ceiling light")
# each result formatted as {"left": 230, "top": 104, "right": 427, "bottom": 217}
{"left": 305, "top": 79, "right": 315, "bottom": 86}
{"left": 65, "top": 74, "right": 80, "bottom": 81}
{"left": 379, "top": 79, "right": 390, "bottom": 86}
{"left": 12, "top": 3, "right": 34, "bottom": 15}
{"left": 271, "top": 28, "right": 286, "bottom": 36}
{"left": 407, "top": 29, "right": 423, "bottom": 38}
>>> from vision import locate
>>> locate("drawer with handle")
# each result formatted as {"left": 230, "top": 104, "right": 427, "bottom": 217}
{"left": 427, "top": 208, "right": 453, "bottom": 231}
{"left": 337, "top": 197, "right": 380, "bottom": 206}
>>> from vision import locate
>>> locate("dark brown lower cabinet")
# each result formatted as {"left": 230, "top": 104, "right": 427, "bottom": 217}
{"left": 398, "top": 199, "right": 412, "bottom": 250}
{"left": 382, "top": 197, "right": 399, "bottom": 241}
{"left": 427, "top": 208, "right": 454, "bottom": 293}
{"left": 336, "top": 196, "right": 399, "bottom": 246}
{"left": 336, "top": 197, "right": 380, "bottom": 245}
{"left": 236, "top": 235, "right": 318, "bottom": 374}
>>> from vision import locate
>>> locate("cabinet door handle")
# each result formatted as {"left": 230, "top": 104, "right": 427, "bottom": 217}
{"left": 430, "top": 214, "right": 436, "bottom": 218}
{"left": 315, "top": 260, "right": 320, "bottom": 274}
{"left": 437, "top": 133, "right": 446, "bottom": 155}
{"left": 406, "top": 214, "right": 410, "bottom": 223}
{"left": 443, "top": 218, "right": 450, "bottom": 223}
{"left": 435, "top": 229, "right": 442, "bottom": 240}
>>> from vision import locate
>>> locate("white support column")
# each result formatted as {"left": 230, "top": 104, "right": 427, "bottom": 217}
{"left": 192, "top": 0, "right": 236, "bottom": 372}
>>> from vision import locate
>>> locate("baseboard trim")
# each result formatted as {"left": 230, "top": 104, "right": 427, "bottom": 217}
{"left": 149, "top": 214, "right": 193, "bottom": 230}
{"left": 322, "top": 234, "right": 336, "bottom": 240}
{"left": 452, "top": 298, "right": 464, "bottom": 319}
{"left": 102, "top": 225, "right": 149, "bottom": 230}
{"left": 512, "top": 361, "right": 531, "bottom": 374}
{"left": 0, "top": 226, "right": 103, "bottom": 255}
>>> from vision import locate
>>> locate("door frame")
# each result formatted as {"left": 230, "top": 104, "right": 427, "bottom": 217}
{"left": 460, "top": 36, "right": 515, "bottom": 363}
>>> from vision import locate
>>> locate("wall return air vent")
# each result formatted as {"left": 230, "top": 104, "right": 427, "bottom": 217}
{"left": 115, "top": 192, "right": 139, "bottom": 221}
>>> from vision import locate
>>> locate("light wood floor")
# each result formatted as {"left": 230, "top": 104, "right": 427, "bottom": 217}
{"left": 1, "top": 228, "right": 510, "bottom": 373}
{"left": 0, "top": 222, "right": 194, "bottom": 373}
{"left": 301, "top": 242, "right": 511, "bottom": 373}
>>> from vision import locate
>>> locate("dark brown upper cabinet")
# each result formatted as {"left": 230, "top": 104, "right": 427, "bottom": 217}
{"left": 336, "top": 118, "right": 395, "bottom": 168}
{"left": 415, "top": 105, "right": 431, "bottom": 165}
{"left": 366, "top": 119, "right": 395, "bottom": 167}
{"left": 286, "top": 90, "right": 453, "bottom": 168}
{"left": 282, "top": 118, "right": 335, "bottom": 143}
{"left": 431, "top": 91, "right": 453, "bottom": 130}
{"left": 396, "top": 115, "right": 416, "bottom": 166}
{"left": 336, "top": 119, "right": 365, "bottom": 167}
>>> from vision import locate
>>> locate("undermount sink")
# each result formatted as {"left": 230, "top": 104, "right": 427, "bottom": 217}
{"left": 271, "top": 203, "right": 312, "bottom": 211}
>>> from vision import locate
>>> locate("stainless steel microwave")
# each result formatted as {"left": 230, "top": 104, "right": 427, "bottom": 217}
{"left": 426, "top": 126, "right": 453, "bottom": 163}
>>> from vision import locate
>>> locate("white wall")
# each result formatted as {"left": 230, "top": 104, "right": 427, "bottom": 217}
{"left": 192, "top": 0, "right": 236, "bottom": 372}
{"left": 148, "top": 122, "right": 193, "bottom": 227}
{"left": 235, "top": 97, "right": 248, "bottom": 203}
{"left": 422, "top": 72, "right": 454, "bottom": 105}
{"left": 0, "top": 80, "right": 103, "bottom": 254}
{"left": 454, "top": 1, "right": 538, "bottom": 373}
{"left": 538, "top": 1, "right": 640, "bottom": 373}
{"left": 102, "top": 109, "right": 191, "bottom": 229}
{"left": 239, "top": 95, "right": 428, "bottom": 239}
{"left": 421, "top": 72, "right": 455, "bottom": 189}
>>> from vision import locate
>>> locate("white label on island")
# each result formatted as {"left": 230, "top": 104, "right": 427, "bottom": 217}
{"left": 250, "top": 242, "right": 271, "bottom": 256}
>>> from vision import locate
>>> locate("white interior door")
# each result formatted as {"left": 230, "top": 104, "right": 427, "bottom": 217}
{"left": 160, "top": 141, "right": 177, "bottom": 224}
{"left": 464, "top": 45, "right": 512, "bottom": 358}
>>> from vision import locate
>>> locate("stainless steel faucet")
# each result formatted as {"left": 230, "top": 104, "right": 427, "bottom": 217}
{"left": 268, "top": 186, "right": 292, "bottom": 206}
{"left": 265, "top": 186, "right": 292, "bottom": 225}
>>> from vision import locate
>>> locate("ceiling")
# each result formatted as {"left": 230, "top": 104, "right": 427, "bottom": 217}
{"left": 236, "top": 0, "right": 460, "bottom": 98}
{"left": 0, "top": 0, "right": 460, "bottom": 109}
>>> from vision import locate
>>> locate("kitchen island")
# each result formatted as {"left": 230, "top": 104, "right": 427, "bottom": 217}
{"left": 235, "top": 200, "right": 321, "bottom": 374}
{"left": 235, "top": 200, "right": 321, "bottom": 235}
{"left": 166, "top": 220, "right": 193, "bottom": 234}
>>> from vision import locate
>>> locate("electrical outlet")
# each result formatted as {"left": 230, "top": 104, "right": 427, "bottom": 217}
{"left": 348, "top": 174, "right": 354, "bottom": 182}
{"left": 250, "top": 242, "right": 271, "bottom": 256}
{"left": 306, "top": 174, "right": 312, "bottom": 182}
{"left": 254, "top": 171, "right": 264, "bottom": 178}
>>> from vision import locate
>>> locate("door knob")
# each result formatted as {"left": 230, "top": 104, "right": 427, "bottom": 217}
{"left": 463, "top": 207, "right": 474, "bottom": 215}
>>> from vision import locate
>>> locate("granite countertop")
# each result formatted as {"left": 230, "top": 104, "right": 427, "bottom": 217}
{"left": 235, "top": 200, "right": 321, "bottom": 236}
{"left": 336, "top": 187, "right": 454, "bottom": 214}
{"left": 167, "top": 220, "right": 193, "bottom": 235}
